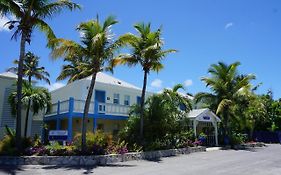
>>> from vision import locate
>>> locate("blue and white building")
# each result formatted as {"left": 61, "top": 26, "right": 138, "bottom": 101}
{"left": 44, "top": 72, "right": 153, "bottom": 140}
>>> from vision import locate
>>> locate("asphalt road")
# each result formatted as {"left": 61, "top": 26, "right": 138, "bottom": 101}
{"left": 1, "top": 144, "right": 281, "bottom": 175}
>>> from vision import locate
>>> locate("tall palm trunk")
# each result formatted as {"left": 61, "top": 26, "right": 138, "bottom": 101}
{"left": 140, "top": 70, "right": 148, "bottom": 139}
{"left": 24, "top": 76, "right": 32, "bottom": 137}
{"left": 81, "top": 72, "right": 97, "bottom": 152}
{"left": 16, "top": 32, "right": 27, "bottom": 150}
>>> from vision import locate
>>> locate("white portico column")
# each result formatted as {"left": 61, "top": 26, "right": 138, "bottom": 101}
{"left": 212, "top": 121, "right": 218, "bottom": 146}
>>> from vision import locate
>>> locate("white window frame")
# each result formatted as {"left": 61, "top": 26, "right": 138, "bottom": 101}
{"left": 113, "top": 93, "right": 120, "bottom": 104}
{"left": 124, "top": 95, "right": 130, "bottom": 106}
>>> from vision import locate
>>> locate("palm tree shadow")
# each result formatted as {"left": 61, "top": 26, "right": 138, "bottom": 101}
{"left": 0, "top": 165, "right": 23, "bottom": 175}
{"left": 42, "top": 163, "right": 137, "bottom": 174}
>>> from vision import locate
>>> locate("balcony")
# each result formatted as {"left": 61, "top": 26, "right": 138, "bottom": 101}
{"left": 45, "top": 97, "right": 131, "bottom": 117}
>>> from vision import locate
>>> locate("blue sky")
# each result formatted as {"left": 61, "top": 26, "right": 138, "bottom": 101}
{"left": 0, "top": 0, "right": 280, "bottom": 98}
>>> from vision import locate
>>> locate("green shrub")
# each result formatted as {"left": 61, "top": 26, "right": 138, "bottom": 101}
{"left": 73, "top": 131, "right": 109, "bottom": 149}
{"left": 106, "top": 139, "right": 128, "bottom": 154}
{"left": 72, "top": 131, "right": 110, "bottom": 155}
{"left": 44, "top": 142, "right": 75, "bottom": 156}
{"left": 0, "top": 126, "right": 33, "bottom": 156}
{"left": 130, "top": 143, "right": 143, "bottom": 152}
{"left": 230, "top": 132, "right": 247, "bottom": 145}
{"left": 0, "top": 135, "right": 17, "bottom": 155}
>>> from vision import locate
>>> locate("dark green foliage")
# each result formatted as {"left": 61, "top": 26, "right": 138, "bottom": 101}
{"left": 0, "top": 127, "right": 33, "bottom": 156}
{"left": 230, "top": 132, "right": 247, "bottom": 145}
{"left": 8, "top": 81, "right": 51, "bottom": 115}
{"left": 120, "top": 85, "right": 194, "bottom": 151}
{"left": 194, "top": 61, "right": 256, "bottom": 141}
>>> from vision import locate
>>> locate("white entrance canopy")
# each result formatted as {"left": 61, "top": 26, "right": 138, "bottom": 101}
{"left": 187, "top": 108, "right": 221, "bottom": 146}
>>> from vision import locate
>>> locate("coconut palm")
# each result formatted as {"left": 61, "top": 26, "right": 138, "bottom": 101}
{"left": 113, "top": 23, "right": 176, "bottom": 139}
{"left": 0, "top": 0, "right": 80, "bottom": 148}
{"left": 8, "top": 52, "right": 50, "bottom": 84}
{"left": 7, "top": 52, "right": 50, "bottom": 137}
{"left": 51, "top": 16, "right": 121, "bottom": 151}
{"left": 56, "top": 56, "right": 90, "bottom": 84}
{"left": 194, "top": 61, "right": 255, "bottom": 140}
{"left": 9, "top": 81, "right": 51, "bottom": 136}
{"left": 162, "top": 84, "right": 192, "bottom": 114}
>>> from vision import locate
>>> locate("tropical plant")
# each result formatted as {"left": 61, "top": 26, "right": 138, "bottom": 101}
{"left": 7, "top": 51, "right": 50, "bottom": 137}
{"left": 255, "top": 91, "right": 281, "bottom": 132}
{"left": 51, "top": 16, "right": 122, "bottom": 152}
{"left": 120, "top": 84, "right": 193, "bottom": 150}
{"left": 0, "top": 0, "right": 80, "bottom": 149}
{"left": 8, "top": 81, "right": 51, "bottom": 136}
{"left": 113, "top": 23, "right": 176, "bottom": 139}
{"left": 194, "top": 62, "right": 255, "bottom": 140}
{"left": 162, "top": 84, "right": 193, "bottom": 115}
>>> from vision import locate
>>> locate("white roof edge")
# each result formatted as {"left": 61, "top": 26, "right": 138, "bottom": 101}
{"left": 50, "top": 72, "right": 144, "bottom": 93}
{"left": 0, "top": 72, "right": 18, "bottom": 79}
{"left": 188, "top": 108, "right": 221, "bottom": 122}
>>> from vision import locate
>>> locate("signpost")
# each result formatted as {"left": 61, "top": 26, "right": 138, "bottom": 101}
{"left": 48, "top": 130, "right": 68, "bottom": 145}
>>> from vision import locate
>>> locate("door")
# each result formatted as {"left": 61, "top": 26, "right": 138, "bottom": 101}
{"left": 95, "top": 90, "right": 106, "bottom": 113}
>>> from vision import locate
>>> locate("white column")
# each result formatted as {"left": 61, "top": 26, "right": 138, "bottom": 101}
{"left": 213, "top": 121, "right": 218, "bottom": 146}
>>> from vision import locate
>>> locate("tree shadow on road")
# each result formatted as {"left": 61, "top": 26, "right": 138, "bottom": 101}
{"left": 42, "top": 163, "right": 137, "bottom": 174}
{"left": 143, "top": 154, "right": 178, "bottom": 163}
{"left": 0, "top": 165, "right": 23, "bottom": 175}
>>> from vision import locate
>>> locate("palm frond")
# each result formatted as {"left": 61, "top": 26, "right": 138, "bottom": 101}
{"left": 35, "top": 0, "right": 81, "bottom": 19}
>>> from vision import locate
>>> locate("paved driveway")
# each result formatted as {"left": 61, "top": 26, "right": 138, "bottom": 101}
{"left": 1, "top": 144, "right": 281, "bottom": 175}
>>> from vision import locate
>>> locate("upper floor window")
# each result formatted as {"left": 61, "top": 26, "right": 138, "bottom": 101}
{"left": 124, "top": 95, "right": 130, "bottom": 106}
{"left": 113, "top": 93, "right": 120, "bottom": 104}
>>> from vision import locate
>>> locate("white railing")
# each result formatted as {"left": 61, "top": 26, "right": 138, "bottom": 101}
{"left": 59, "top": 100, "right": 69, "bottom": 113}
{"left": 73, "top": 100, "right": 95, "bottom": 113}
{"left": 46, "top": 98, "right": 130, "bottom": 117}
{"left": 104, "top": 103, "right": 130, "bottom": 115}
{"left": 49, "top": 103, "right": 58, "bottom": 115}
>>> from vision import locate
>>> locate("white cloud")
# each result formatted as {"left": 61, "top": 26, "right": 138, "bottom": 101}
{"left": 225, "top": 22, "right": 234, "bottom": 29}
{"left": 43, "top": 82, "right": 65, "bottom": 91}
{"left": 0, "top": 16, "right": 10, "bottom": 31}
{"left": 151, "top": 79, "right": 163, "bottom": 88}
{"left": 184, "top": 79, "right": 193, "bottom": 87}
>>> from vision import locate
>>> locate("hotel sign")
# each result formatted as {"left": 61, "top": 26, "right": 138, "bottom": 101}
{"left": 203, "top": 116, "right": 211, "bottom": 120}
{"left": 48, "top": 130, "right": 68, "bottom": 141}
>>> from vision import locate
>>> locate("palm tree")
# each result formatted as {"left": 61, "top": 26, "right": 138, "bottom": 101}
{"left": 194, "top": 61, "right": 255, "bottom": 140}
{"left": 162, "top": 84, "right": 193, "bottom": 114}
{"left": 9, "top": 81, "right": 51, "bottom": 136}
{"left": 51, "top": 16, "right": 121, "bottom": 152}
{"left": 8, "top": 52, "right": 50, "bottom": 84}
{"left": 113, "top": 23, "right": 176, "bottom": 139}
{"left": 7, "top": 52, "right": 50, "bottom": 137}
{"left": 0, "top": 0, "right": 80, "bottom": 149}
{"left": 56, "top": 56, "right": 89, "bottom": 84}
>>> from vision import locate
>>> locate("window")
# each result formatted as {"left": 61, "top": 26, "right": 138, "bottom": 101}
{"left": 124, "top": 95, "right": 130, "bottom": 106}
{"left": 113, "top": 93, "right": 120, "bottom": 104}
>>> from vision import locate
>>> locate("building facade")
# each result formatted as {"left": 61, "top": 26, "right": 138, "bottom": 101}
{"left": 44, "top": 72, "right": 153, "bottom": 140}
{"left": 0, "top": 72, "right": 42, "bottom": 139}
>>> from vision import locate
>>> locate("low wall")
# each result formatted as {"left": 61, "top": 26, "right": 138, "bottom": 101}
{"left": 0, "top": 147, "right": 206, "bottom": 166}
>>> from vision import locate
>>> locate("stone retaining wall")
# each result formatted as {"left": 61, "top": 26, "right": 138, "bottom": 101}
{"left": 233, "top": 142, "right": 266, "bottom": 150}
{"left": 0, "top": 147, "right": 206, "bottom": 166}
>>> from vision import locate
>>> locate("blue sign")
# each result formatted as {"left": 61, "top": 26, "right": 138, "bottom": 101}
{"left": 48, "top": 130, "right": 68, "bottom": 141}
{"left": 203, "top": 116, "right": 211, "bottom": 120}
